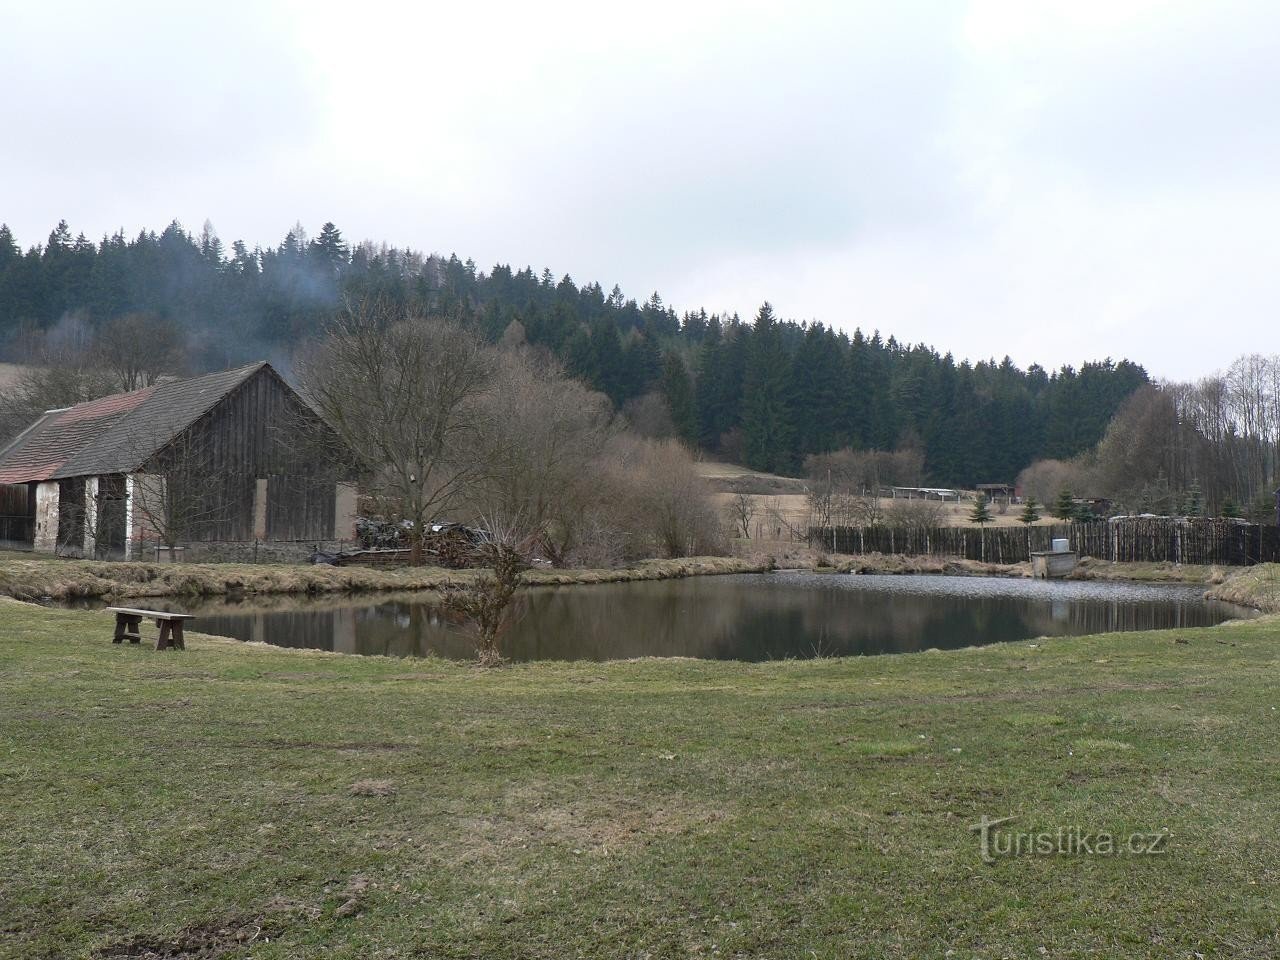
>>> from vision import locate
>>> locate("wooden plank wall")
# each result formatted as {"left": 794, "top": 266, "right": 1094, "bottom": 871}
{"left": 176, "top": 367, "right": 340, "bottom": 542}
{"left": 0, "top": 482, "right": 32, "bottom": 543}
{"left": 265, "top": 476, "right": 336, "bottom": 541}
{"left": 811, "top": 519, "right": 1280, "bottom": 566}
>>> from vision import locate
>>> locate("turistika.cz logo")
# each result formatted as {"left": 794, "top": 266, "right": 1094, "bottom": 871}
{"left": 970, "top": 815, "right": 1170, "bottom": 864}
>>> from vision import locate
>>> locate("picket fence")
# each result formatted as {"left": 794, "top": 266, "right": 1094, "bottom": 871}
{"left": 810, "top": 518, "right": 1280, "bottom": 566}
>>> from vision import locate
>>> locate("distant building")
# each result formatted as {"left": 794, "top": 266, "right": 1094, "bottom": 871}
{"left": 885, "top": 486, "right": 961, "bottom": 501}
{"left": 0, "top": 362, "right": 356, "bottom": 560}
{"left": 976, "top": 482, "right": 1017, "bottom": 504}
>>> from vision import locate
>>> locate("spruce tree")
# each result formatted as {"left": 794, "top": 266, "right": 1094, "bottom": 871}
{"left": 661, "top": 351, "right": 697, "bottom": 444}
{"left": 969, "top": 492, "right": 993, "bottom": 525}
{"left": 1019, "top": 497, "right": 1041, "bottom": 525}
{"left": 1221, "top": 498, "right": 1242, "bottom": 520}
{"left": 1053, "top": 489, "right": 1076, "bottom": 521}
{"left": 741, "top": 302, "right": 795, "bottom": 473}
{"left": 1183, "top": 481, "right": 1204, "bottom": 518}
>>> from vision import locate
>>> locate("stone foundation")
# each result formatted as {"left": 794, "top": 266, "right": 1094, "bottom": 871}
{"left": 157, "top": 539, "right": 355, "bottom": 564}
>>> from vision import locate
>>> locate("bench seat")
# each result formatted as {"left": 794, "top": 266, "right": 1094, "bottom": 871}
{"left": 106, "top": 607, "right": 194, "bottom": 650}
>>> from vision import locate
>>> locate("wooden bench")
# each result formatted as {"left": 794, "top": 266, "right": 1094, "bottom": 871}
{"left": 107, "top": 607, "right": 195, "bottom": 651}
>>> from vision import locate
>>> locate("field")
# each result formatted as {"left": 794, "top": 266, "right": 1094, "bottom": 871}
{"left": 3, "top": 597, "right": 1279, "bottom": 958}
{"left": 696, "top": 459, "right": 1060, "bottom": 535}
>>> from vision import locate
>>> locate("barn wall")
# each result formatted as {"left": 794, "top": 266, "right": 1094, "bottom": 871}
{"left": 0, "top": 482, "right": 33, "bottom": 548}
{"left": 159, "top": 368, "right": 343, "bottom": 544}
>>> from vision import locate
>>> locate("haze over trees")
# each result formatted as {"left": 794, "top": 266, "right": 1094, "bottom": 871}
{"left": 0, "top": 219, "right": 1149, "bottom": 487}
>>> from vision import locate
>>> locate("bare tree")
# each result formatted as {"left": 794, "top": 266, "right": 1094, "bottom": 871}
{"left": 294, "top": 300, "right": 493, "bottom": 564}
{"left": 97, "top": 313, "right": 185, "bottom": 390}
{"left": 467, "top": 348, "right": 615, "bottom": 565}
{"left": 442, "top": 513, "right": 540, "bottom": 666}
{"left": 0, "top": 314, "right": 118, "bottom": 443}
{"left": 599, "top": 436, "right": 725, "bottom": 558}
{"left": 728, "top": 492, "right": 757, "bottom": 539}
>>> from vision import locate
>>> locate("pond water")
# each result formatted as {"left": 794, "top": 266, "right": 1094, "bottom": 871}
{"left": 117, "top": 572, "right": 1257, "bottom": 662}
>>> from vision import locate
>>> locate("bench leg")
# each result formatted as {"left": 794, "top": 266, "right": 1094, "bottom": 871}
{"left": 172, "top": 621, "right": 185, "bottom": 650}
{"left": 156, "top": 620, "right": 172, "bottom": 651}
{"left": 113, "top": 614, "right": 142, "bottom": 644}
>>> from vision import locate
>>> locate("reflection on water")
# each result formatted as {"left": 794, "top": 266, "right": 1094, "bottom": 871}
{"left": 157, "top": 573, "right": 1256, "bottom": 662}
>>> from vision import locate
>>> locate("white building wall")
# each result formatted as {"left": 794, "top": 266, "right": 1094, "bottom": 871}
{"left": 83, "top": 477, "right": 99, "bottom": 558}
{"left": 335, "top": 482, "right": 358, "bottom": 542}
{"left": 33, "top": 481, "right": 59, "bottom": 553}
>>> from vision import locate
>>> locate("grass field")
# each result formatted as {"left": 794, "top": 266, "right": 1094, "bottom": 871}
{"left": 696, "top": 459, "right": 1066, "bottom": 532}
{"left": 2, "top": 598, "right": 1279, "bottom": 958}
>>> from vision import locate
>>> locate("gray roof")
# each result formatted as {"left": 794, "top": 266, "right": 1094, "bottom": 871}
{"left": 0, "top": 363, "right": 266, "bottom": 483}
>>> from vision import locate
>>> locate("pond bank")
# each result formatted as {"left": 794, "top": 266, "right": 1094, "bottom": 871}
{"left": 4, "top": 547, "right": 1278, "bottom": 613}
{"left": 0, "top": 551, "right": 768, "bottom": 603}
{"left": 770, "top": 549, "right": 1280, "bottom": 612}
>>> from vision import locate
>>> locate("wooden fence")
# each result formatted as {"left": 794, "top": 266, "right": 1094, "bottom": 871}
{"left": 810, "top": 518, "right": 1280, "bottom": 567}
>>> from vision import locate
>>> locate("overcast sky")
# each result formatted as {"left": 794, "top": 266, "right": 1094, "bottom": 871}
{"left": 3, "top": 0, "right": 1277, "bottom": 379}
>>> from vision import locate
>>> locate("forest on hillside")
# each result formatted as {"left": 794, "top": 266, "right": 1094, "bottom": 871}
{"left": 0, "top": 219, "right": 1149, "bottom": 486}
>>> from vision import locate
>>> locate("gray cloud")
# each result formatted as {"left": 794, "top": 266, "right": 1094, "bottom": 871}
{"left": 1, "top": 1, "right": 1276, "bottom": 379}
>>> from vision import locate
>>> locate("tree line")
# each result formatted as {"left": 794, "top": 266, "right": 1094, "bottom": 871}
{"left": 0, "top": 219, "right": 1148, "bottom": 486}
{"left": 1019, "top": 354, "right": 1280, "bottom": 522}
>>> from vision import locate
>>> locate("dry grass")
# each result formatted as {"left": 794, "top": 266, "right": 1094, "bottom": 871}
{"left": 830, "top": 552, "right": 1030, "bottom": 577}
{"left": 699, "top": 460, "right": 1062, "bottom": 532}
{"left": 1206, "top": 563, "right": 1280, "bottom": 612}
{"left": 0, "top": 550, "right": 768, "bottom": 604}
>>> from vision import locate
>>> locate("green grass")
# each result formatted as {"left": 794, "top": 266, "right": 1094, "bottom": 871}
{"left": 2, "top": 599, "right": 1279, "bottom": 958}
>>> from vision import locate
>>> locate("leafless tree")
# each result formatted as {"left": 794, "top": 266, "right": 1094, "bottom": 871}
{"left": 622, "top": 390, "right": 677, "bottom": 439}
{"left": 599, "top": 436, "right": 726, "bottom": 558}
{"left": 0, "top": 314, "right": 118, "bottom": 442}
{"left": 442, "top": 513, "right": 541, "bottom": 666}
{"left": 293, "top": 300, "right": 493, "bottom": 565}
{"left": 466, "top": 348, "right": 615, "bottom": 565}
{"left": 97, "top": 313, "right": 185, "bottom": 391}
{"left": 728, "top": 492, "right": 757, "bottom": 539}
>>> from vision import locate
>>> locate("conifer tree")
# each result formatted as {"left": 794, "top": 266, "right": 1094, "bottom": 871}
{"left": 1053, "top": 489, "right": 1076, "bottom": 521}
{"left": 1019, "top": 497, "right": 1041, "bottom": 525}
{"left": 1182, "top": 481, "right": 1204, "bottom": 518}
{"left": 969, "top": 492, "right": 992, "bottom": 525}
{"left": 741, "top": 303, "right": 794, "bottom": 473}
{"left": 661, "top": 351, "right": 697, "bottom": 444}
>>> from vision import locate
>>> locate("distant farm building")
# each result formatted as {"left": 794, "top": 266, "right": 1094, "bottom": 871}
{"left": 0, "top": 363, "right": 356, "bottom": 560}
{"left": 885, "top": 486, "right": 961, "bottom": 501}
{"left": 976, "top": 483, "right": 1017, "bottom": 504}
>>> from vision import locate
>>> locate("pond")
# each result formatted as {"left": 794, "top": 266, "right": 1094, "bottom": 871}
{"left": 118, "top": 572, "right": 1257, "bottom": 662}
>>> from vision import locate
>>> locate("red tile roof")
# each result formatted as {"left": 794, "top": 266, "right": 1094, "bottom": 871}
{"left": 0, "top": 387, "right": 155, "bottom": 484}
{"left": 0, "top": 363, "right": 268, "bottom": 485}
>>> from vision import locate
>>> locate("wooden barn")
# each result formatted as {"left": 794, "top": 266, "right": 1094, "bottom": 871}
{"left": 0, "top": 362, "right": 356, "bottom": 560}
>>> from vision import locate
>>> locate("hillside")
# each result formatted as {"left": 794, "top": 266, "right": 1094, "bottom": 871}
{"left": 0, "top": 220, "right": 1148, "bottom": 488}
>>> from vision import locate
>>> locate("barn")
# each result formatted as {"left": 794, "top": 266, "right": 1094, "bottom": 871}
{"left": 0, "top": 362, "right": 356, "bottom": 560}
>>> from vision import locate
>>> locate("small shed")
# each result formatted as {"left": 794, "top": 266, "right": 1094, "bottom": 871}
{"left": 976, "top": 482, "right": 1016, "bottom": 504}
{"left": 0, "top": 362, "right": 356, "bottom": 560}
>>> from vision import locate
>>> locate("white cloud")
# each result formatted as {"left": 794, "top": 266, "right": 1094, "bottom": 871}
{"left": 1, "top": 0, "right": 1276, "bottom": 379}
